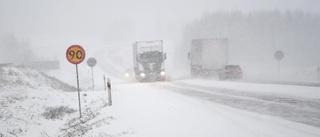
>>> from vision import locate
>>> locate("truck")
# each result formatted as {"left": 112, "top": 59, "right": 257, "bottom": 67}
{"left": 188, "top": 38, "right": 228, "bottom": 77}
{"left": 133, "top": 40, "right": 166, "bottom": 82}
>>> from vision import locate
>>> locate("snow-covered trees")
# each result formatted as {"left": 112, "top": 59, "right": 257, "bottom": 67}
{"left": 0, "top": 35, "right": 37, "bottom": 66}
{"left": 181, "top": 10, "right": 320, "bottom": 67}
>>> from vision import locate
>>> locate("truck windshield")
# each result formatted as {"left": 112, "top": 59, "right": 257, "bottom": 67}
{"left": 139, "top": 51, "right": 163, "bottom": 63}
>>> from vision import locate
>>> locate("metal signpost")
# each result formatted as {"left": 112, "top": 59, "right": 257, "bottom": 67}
{"left": 274, "top": 50, "right": 284, "bottom": 78}
{"left": 87, "top": 57, "right": 97, "bottom": 91}
{"left": 66, "top": 45, "right": 86, "bottom": 118}
{"left": 318, "top": 66, "right": 320, "bottom": 81}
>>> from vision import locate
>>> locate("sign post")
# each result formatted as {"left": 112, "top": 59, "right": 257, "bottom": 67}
{"left": 318, "top": 66, "right": 320, "bottom": 81}
{"left": 66, "top": 45, "right": 86, "bottom": 118}
{"left": 274, "top": 50, "right": 284, "bottom": 78}
{"left": 87, "top": 58, "right": 97, "bottom": 91}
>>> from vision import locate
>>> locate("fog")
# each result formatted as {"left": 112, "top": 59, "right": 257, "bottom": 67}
{"left": 1, "top": 0, "right": 320, "bottom": 81}
{"left": 177, "top": 10, "right": 320, "bottom": 81}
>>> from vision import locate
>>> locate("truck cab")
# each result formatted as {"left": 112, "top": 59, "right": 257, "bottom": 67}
{"left": 133, "top": 40, "right": 166, "bottom": 82}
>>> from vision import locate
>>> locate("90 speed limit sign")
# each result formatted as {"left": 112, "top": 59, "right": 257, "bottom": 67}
{"left": 66, "top": 45, "right": 86, "bottom": 64}
{"left": 66, "top": 44, "right": 86, "bottom": 118}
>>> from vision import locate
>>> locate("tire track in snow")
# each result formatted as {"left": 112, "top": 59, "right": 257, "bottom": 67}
{"left": 152, "top": 81, "right": 320, "bottom": 128}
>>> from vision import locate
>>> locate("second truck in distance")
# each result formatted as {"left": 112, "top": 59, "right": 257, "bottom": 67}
{"left": 133, "top": 40, "right": 167, "bottom": 82}
{"left": 188, "top": 38, "right": 229, "bottom": 77}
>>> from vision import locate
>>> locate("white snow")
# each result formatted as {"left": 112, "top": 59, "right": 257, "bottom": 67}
{"left": 180, "top": 79, "right": 320, "bottom": 99}
{"left": 1, "top": 38, "right": 320, "bottom": 136}
{"left": 1, "top": 66, "right": 320, "bottom": 136}
{"left": 1, "top": 1, "right": 320, "bottom": 136}
{"left": 85, "top": 83, "right": 320, "bottom": 137}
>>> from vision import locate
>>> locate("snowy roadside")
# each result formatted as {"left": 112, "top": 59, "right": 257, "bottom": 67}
{"left": 0, "top": 89, "right": 76, "bottom": 136}
{"left": 1, "top": 81, "right": 320, "bottom": 136}
{"left": 0, "top": 66, "right": 108, "bottom": 136}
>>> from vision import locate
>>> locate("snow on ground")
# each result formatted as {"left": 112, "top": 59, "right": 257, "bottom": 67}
{"left": 85, "top": 83, "right": 320, "bottom": 137}
{"left": 179, "top": 79, "right": 320, "bottom": 99}
{"left": 0, "top": 66, "right": 76, "bottom": 92}
{"left": 1, "top": 39, "right": 320, "bottom": 137}
{"left": 1, "top": 65, "right": 320, "bottom": 136}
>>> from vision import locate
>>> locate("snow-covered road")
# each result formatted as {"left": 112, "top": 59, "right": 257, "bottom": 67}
{"left": 86, "top": 81, "right": 320, "bottom": 137}
{"left": 152, "top": 80, "right": 320, "bottom": 128}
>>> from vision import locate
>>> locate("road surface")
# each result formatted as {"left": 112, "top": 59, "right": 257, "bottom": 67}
{"left": 151, "top": 81, "right": 320, "bottom": 128}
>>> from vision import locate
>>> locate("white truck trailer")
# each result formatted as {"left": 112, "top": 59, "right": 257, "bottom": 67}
{"left": 133, "top": 40, "right": 166, "bottom": 82}
{"left": 188, "top": 38, "right": 228, "bottom": 77}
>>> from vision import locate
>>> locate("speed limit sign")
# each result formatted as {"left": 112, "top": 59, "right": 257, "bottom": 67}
{"left": 66, "top": 44, "right": 86, "bottom": 118}
{"left": 66, "top": 45, "right": 86, "bottom": 64}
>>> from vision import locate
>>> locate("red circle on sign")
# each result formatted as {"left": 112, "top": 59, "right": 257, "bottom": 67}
{"left": 66, "top": 45, "right": 86, "bottom": 64}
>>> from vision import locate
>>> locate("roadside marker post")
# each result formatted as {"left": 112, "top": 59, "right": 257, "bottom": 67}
{"left": 66, "top": 45, "right": 86, "bottom": 118}
{"left": 107, "top": 78, "right": 112, "bottom": 106}
{"left": 103, "top": 75, "right": 112, "bottom": 106}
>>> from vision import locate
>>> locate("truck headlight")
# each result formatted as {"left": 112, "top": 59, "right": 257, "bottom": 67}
{"left": 124, "top": 72, "right": 129, "bottom": 77}
{"left": 140, "top": 73, "right": 146, "bottom": 77}
{"left": 160, "top": 71, "right": 165, "bottom": 76}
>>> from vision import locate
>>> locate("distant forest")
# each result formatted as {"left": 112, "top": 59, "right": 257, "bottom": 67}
{"left": 180, "top": 10, "right": 320, "bottom": 68}
{"left": 0, "top": 35, "right": 37, "bottom": 65}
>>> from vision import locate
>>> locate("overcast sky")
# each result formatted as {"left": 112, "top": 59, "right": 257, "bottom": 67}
{"left": 1, "top": 0, "right": 319, "bottom": 52}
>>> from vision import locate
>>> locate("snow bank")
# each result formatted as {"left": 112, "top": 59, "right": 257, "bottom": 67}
{"left": 0, "top": 66, "right": 76, "bottom": 91}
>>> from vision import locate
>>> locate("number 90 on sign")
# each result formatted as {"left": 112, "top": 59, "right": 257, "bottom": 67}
{"left": 66, "top": 45, "right": 86, "bottom": 64}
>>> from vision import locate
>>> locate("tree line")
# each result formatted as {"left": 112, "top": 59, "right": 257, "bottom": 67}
{"left": 0, "top": 35, "right": 37, "bottom": 65}
{"left": 179, "top": 10, "right": 320, "bottom": 67}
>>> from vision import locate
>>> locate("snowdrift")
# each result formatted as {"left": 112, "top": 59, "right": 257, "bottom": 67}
{"left": 0, "top": 65, "right": 111, "bottom": 137}
{"left": 0, "top": 66, "right": 77, "bottom": 92}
